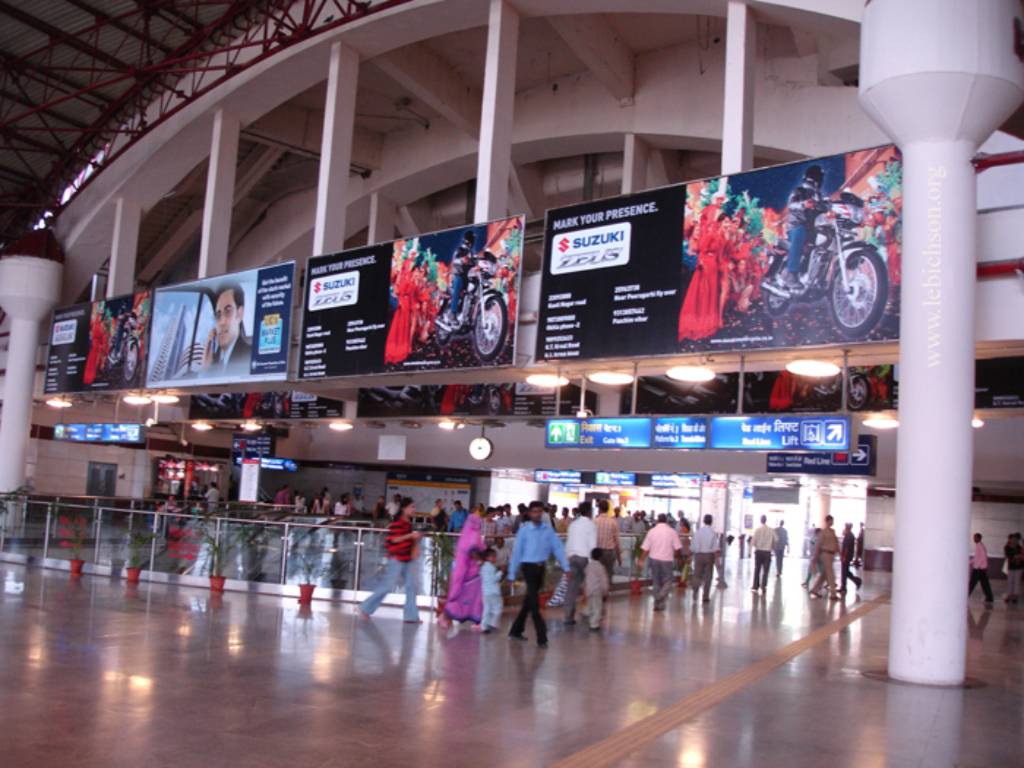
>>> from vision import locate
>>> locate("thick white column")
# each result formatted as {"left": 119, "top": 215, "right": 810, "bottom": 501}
{"left": 313, "top": 42, "right": 360, "bottom": 255}
{"left": 198, "top": 108, "right": 240, "bottom": 278}
{"left": 859, "top": 0, "right": 1024, "bottom": 685}
{"left": 367, "top": 192, "right": 396, "bottom": 244}
{"left": 474, "top": 0, "right": 519, "bottom": 222}
{"left": 621, "top": 133, "right": 649, "bottom": 194}
{"left": 721, "top": 0, "right": 755, "bottom": 175}
{"left": 0, "top": 256, "right": 62, "bottom": 492}
{"left": 108, "top": 196, "right": 140, "bottom": 297}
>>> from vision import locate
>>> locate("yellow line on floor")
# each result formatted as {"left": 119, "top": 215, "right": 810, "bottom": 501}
{"left": 553, "top": 596, "right": 887, "bottom": 768}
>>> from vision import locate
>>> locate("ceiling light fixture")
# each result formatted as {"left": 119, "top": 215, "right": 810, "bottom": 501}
{"left": 587, "top": 371, "right": 634, "bottom": 386}
{"left": 240, "top": 420, "right": 261, "bottom": 432}
{"left": 329, "top": 421, "right": 354, "bottom": 432}
{"left": 122, "top": 394, "right": 152, "bottom": 406}
{"left": 150, "top": 393, "right": 179, "bottom": 405}
{"left": 438, "top": 419, "right": 458, "bottom": 431}
{"left": 785, "top": 359, "right": 841, "bottom": 378}
{"left": 525, "top": 373, "right": 569, "bottom": 388}
{"left": 862, "top": 414, "right": 899, "bottom": 430}
{"left": 191, "top": 421, "right": 214, "bottom": 432}
{"left": 666, "top": 365, "right": 716, "bottom": 383}
{"left": 971, "top": 417, "right": 984, "bottom": 429}
{"left": 45, "top": 396, "right": 73, "bottom": 409}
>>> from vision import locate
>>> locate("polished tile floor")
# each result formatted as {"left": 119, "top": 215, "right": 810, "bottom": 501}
{"left": 0, "top": 559, "right": 1021, "bottom": 767}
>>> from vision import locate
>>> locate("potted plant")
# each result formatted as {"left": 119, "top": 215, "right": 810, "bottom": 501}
{"left": 199, "top": 520, "right": 232, "bottom": 592}
{"left": 292, "top": 536, "right": 324, "bottom": 604}
{"left": 125, "top": 529, "right": 155, "bottom": 584}
{"left": 630, "top": 535, "right": 646, "bottom": 595}
{"left": 57, "top": 513, "right": 90, "bottom": 577}
{"left": 429, "top": 530, "right": 455, "bottom": 614}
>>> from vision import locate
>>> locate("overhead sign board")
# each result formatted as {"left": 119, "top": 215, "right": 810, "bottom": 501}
{"left": 534, "top": 469, "right": 583, "bottom": 484}
{"left": 710, "top": 415, "right": 851, "bottom": 452}
{"left": 594, "top": 471, "right": 637, "bottom": 486}
{"left": 766, "top": 435, "right": 876, "bottom": 475}
{"left": 652, "top": 416, "right": 708, "bottom": 449}
{"left": 53, "top": 423, "right": 145, "bottom": 444}
{"left": 649, "top": 473, "right": 704, "bottom": 489}
{"left": 545, "top": 417, "right": 653, "bottom": 449}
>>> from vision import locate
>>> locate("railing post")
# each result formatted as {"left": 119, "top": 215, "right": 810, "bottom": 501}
{"left": 42, "top": 502, "right": 52, "bottom": 560}
{"left": 279, "top": 523, "right": 290, "bottom": 584}
{"left": 148, "top": 509, "right": 158, "bottom": 573}
{"left": 93, "top": 508, "right": 103, "bottom": 564}
{"left": 353, "top": 528, "right": 364, "bottom": 592}
{"left": 214, "top": 517, "right": 222, "bottom": 576}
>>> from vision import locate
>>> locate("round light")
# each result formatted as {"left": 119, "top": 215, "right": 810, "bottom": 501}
{"left": 438, "top": 420, "right": 458, "bottom": 431}
{"left": 666, "top": 365, "right": 716, "bottom": 383}
{"left": 862, "top": 414, "right": 899, "bottom": 430}
{"left": 329, "top": 421, "right": 354, "bottom": 432}
{"left": 45, "top": 396, "right": 73, "bottom": 409}
{"left": 123, "top": 394, "right": 152, "bottom": 406}
{"left": 785, "top": 359, "right": 841, "bottom": 378}
{"left": 525, "top": 373, "right": 570, "bottom": 388}
{"left": 191, "top": 422, "right": 214, "bottom": 432}
{"left": 972, "top": 417, "right": 984, "bottom": 429}
{"left": 150, "top": 394, "right": 179, "bottom": 404}
{"left": 587, "top": 371, "right": 635, "bottom": 386}
{"left": 240, "top": 420, "right": 261, "bottom": 432}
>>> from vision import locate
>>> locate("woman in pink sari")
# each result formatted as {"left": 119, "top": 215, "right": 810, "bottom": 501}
{"left": 441, "top": 511, "right": 484, "bottom": 629}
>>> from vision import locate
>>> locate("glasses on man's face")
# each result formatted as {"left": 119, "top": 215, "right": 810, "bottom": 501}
{"left": 214, "top": 303, "right": 237, "bottom": 321}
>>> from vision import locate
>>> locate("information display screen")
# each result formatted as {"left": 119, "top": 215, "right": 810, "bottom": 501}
{"left": 146, "top": 263, "right": 294, "bottom": 388}
{"left": 537, "top": 147, "right": 902, "bottom": 363}
{"left": 44, "top": 291, "right": 152, "bottom": 394}
{"left": 649, "top": 473, "right": 704, "bottom": 489}
{"left": 594, "top": 471, "right": 636, "bottom": 486}
{"left": 534, "top": 469, "right": 583, "bottom": 484}
{"left": 53, "top": 423, "right": 145, "bottom": 444}
{"left": 300, "top": 217, "right": 523, "bottom": 378}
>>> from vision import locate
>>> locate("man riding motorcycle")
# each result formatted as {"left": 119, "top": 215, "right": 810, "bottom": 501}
{"left": 446, "top": 230, "right": 476, "bottom": 325}
{"left": 777, "top": 164, "right": 826, "bottom": 291}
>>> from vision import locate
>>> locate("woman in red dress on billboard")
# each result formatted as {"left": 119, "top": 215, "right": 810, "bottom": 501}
{"left": 678, "top": 205, "right": 726, "bottom": 342}
{"left": 385, "top": 255, "right": 417, "bottom": 365}
{"left": 83, "top": 308, "right": 109, "bottom": 385}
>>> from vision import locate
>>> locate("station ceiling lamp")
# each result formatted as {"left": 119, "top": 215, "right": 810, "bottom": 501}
{"left": 438, "top": 419, "right": 458, "bottom": 430}
{"left": 240, "top": 420, "right": 262, "bottom": 432}
{"left": 587, "top": 370, "right": 634, "bottom": 386}
{"left": 525, "top": 373, "right": 569, "bottom": 388}
{"left": 45, "top": 396, "right": 73, "bottom": 409}
{"left": 150, "top": 393, "right": 179, "bottom": 405}
{"left": 862, "top": 414, "right": 899, "bottom": 430}
{"left": 785, "top": 359, "right": 841, "bottom": 378}
{"left": 972, "top": 417, "right": 985, "bottom": 429}
{"left": 123, "top": 393, "right": 152, "bottom": 406}
{"left": 666, "top": 365, "right": 715, "bottom": 382}
{"left": 191, "top": 421, "right": 214, "bottom": 432}
{"left": 329, "top": 420, "right": 354, "bottom": 432}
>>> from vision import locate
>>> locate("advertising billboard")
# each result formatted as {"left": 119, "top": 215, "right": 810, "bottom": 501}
{"left": 145, "top": 263, "right": 294, "bottom": 388}
{"left": 188, "top": 391, "right": 346, "bottom": 421}
{"left": 43, "top": 291, "right": 152, "bottom": 394}
{"left": 356, "top": 382, "right": 595, "bottom": 419}
{"left": 537, "top": 146, "right": 902, "bottom": 362}
{"left": 300, "top": 216, "right": 523, "bottom": 378}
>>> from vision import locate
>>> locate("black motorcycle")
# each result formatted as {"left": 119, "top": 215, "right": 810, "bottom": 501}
{"left": 105, "top": 312, "right": 141, "bottom": 386}
{"left": 435, "top": 251, "right": 510, "bottom": 363}
{"left": 761, "top": 192, "right": 889, "bottom": 339}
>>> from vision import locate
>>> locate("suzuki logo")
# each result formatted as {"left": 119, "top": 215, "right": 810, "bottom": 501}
{"left": 557, "top": 237, "right": 570, "bottom": 253}
{"left": 549, "top": 222, "right": 631, "bottom": 275}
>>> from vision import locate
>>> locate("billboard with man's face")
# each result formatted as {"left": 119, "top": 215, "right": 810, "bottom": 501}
{"left": 145, "top": 263, "right": 294, "bottom": 388}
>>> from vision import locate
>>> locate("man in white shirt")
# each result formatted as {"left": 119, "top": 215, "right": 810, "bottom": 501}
{"left": 751, "top": 515, "right": 777, "bottom": 593}
{"left": 204, "top": 482, "right": 220, "bottom": 513}
{"left": 638, "top": 514, "right": 683, "bottom": 611}
{"left": 385, "top": 493, "right": 401, "bottom": 519}
{"left": 690, "top": 514, "right": 720, "bottom": 603}
{"left": 563, "top": 501, "right": 598, "bottom": 626}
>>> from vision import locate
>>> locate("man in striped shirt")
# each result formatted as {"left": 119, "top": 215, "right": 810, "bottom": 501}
{"left": 594, "top": 499, "right": 621, "bottom": 581}
{"left": 359, "top": 498, "right": 423, "bottom": 623}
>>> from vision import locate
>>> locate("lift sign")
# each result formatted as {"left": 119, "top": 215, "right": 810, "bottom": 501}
{"left": 709, "top": 416, "right": 850, "bottom": 452}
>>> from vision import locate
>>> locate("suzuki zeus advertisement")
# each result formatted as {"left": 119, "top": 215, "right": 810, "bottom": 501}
{"left": 300, "top": 216, "right": 523, "bottom": 378}
{"left": 537, "top": 146, "right": 902, "bottom": 362}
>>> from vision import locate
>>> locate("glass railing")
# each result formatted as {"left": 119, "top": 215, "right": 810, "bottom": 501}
{"left": 0, "top": 494, "right": 652, "bottom": 606}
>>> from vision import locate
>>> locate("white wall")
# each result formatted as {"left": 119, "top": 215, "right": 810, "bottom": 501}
{"left": 866, "top": 494, "right": 1024, "bottom": 552}
{"left": 27, "top": 438, "right": 151, "bottom": 497}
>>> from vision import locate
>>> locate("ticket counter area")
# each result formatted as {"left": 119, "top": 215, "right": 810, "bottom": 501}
{"left": 152, "top": 457, "right": 225, "bottom": 500}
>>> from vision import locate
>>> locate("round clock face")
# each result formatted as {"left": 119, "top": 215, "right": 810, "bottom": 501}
{"left": 469, "top": 436, "right": 493, "bottom": 461}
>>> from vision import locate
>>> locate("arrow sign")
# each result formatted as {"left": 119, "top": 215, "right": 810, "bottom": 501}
{"left": 826, "top": 422, "right": 845, "bottom": 443}
{"left": 850, "top": 445, "right": 870, "bottom": 465}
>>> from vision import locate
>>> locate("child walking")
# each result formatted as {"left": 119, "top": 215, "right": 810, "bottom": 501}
{"left": 584, "top": 547, "right": 610, "bottom": 631}
{"left": 480, "top": 548, "right": 504, "bottom": 633}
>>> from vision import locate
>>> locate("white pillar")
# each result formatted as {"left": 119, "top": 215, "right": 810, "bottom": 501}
{"left": 859, "top": 0, "right": 1024, "bottom": 685}
{"left": 198, "top": 108, "right": 240, "bottom": 278}
{"left": 621, "top": 133, "right": 649, "bottom": 194}
{"left": 313, "top": 42, "right": 360, "bottom": 255}
{"left": 721, "top": 0, "right": 755, "bottom": 175}
{"left": 474, "top": 0, "right": 519, "bottom": 222}
{"left": 0, "top": 256, "right": 62, "bottom": 492}
{"left": 367, "top": 192, "right": 396, "bottom": 244}
{"left": 108, "top": 196, "right": 140, "bottom": 297}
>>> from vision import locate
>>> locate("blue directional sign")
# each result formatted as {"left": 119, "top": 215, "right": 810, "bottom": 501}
{"left": 766, "top": 435, "right": 875, "bottom": 475}
{"left": 534, "top": 469, "right": 583, "bottom": 484}
{"left": 233, "top": 455, "right": 297, "bottom": 471}
{"left": 649, "top": 473, "right": 704, "bottom": 489}
{"left": 54, "top": 423, "right": 145, "bottom": 444}
{"left": 710, "top": 415, "right": 850, "bottom": 451}
{"left": 652, "top": 416, "right": 708, "bottom": 449}
{"left": 545, "top": 419, "right": 582, "bottom": 446}
{"left": 545, "top": 417, "right": 653, "bottom": 448}
{"left": 594, "top": 471, "right": 636, "bottom": 486}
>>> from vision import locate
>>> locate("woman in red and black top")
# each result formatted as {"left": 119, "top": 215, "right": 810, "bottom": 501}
{"left": 359, "top": 498, "right": 423, "bottom": 623}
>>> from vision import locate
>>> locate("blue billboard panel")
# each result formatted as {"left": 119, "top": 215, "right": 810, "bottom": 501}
{"left": 710, "top": 415, "right": 850, "bottom": 451}
{"left": 54, "top": 423, "right": 145, "bottom": 444}
{"left": 594, "top": 471, "right": 636, "bottom": 486}
{"left": 652, "top": 416, "right": 707, "bottom": 449}
{"left": 766, "top": 435, "right": 876, "bottom": 475}
{"left": 534, "top": 469, "right": 583, "bottom": 484}
{"left": 545, "top": 417, "right": 653, "bottom": 448}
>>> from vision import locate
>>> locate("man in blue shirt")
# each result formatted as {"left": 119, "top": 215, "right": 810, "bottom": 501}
{"left": 508, "top": 500, "right": 569, "bottom": 647}
{"left": 447, "top": 500, "right": 468, "bottom": 532}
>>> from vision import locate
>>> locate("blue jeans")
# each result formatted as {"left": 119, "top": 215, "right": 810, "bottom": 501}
{"left": 360, "top": 558, "right": 420, "bottom": 622}
{"left": 786, "top": 223, "right": 809, "bottom": 274}
{"left": 450, "top": 274, "right": 465, "bottom": 317}
{"left": 482, "top": 591, "right": 503, "bottom": 629}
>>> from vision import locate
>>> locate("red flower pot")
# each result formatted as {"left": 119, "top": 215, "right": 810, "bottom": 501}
{"left": 126, "top": 566, "right": 142, "bottom": 585}
{"left": 209, "top": 575, "right": 226, "bottom": 592}
{"left": 298, "top": 583, "right": 316, "bottom": 604}
{"left": 630, "top": 578, "right": 643, "bottom": 596}
{"left": 69, "top": 558, "right": 85, "bottom": 577}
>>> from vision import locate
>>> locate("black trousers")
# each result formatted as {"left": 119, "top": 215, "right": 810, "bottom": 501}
{"left": 753, "top": 550, "right": 772, "bottom": 589}
{"left": 969, "top": 568, "right": 994, "bottom": 602}
{"left": 510, "top": 563, "right": 547, "bottom": 643}
{"left": 840, "top": 558, "right": 862, "bottom": 592}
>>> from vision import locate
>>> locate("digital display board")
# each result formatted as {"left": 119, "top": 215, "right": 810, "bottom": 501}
{"left": 651, "top": 416, "right": 708, "bottom": 449}
{"left": 299, "top": 217, "right": 523, "bottom": 378}
{"left": 53, "top": 423, "right": 145, "bottom": 444}
{"left": 649, "top": 473, "right": 704, "bottom": 489}
{"left": 231, "top": 433, "right": 276, "bottom": 457}
{"left": 146, "top": 262, "right": 294, "bottom": 388}
{"left": 594, "top": 471, "right": 636, "bottom": 486}
{"left": 710, "top": 415, "right": 850, "bottom": 452}
{"left": 534, "top": 469, "right": 583, "bottom": 484}
{"left": 233, "top": 455, "right": 297, "bottom": 472}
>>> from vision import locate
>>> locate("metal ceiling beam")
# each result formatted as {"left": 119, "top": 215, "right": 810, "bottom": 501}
{"left": 60, "top": 0, "right": 174, "bottom": 56}
{"left": 0, "top": 1, "right": 135, "bottom": 71}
